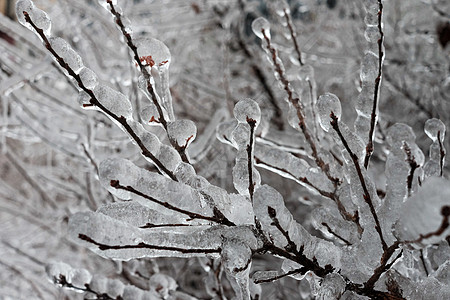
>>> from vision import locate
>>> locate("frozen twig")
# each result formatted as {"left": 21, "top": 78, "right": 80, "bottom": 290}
{"left": 363, "top": 0, "right": 384, "bottom": 169}
{"left": 23, "top": 11, "right": 177, "bottom": 180}
{"left": 330, "top": 112, "right": 387, "bottom": 251}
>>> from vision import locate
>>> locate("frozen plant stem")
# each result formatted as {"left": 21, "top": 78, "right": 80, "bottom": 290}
{"left": 363, "top": 0, "right": 384, "bottom": 169}
{"left": 330, "top": 112, "right": 387, "bottom": 251}
{"left": 22, "top": 11, "right": 177, "bottom": 181}
{"left": 247, "top": 117, "right": 256, "bottom": 202}
{"left": 105, "top": 0, "right": 190, "bottom": 163}
{"left": 282, "top": 8, "right": 303, "bottom": 66}
{"left": 261, "top": 29, "right": 339, "bottom": 186}
{"left": 110, "top": 180, "right": 236, "bottom": 226}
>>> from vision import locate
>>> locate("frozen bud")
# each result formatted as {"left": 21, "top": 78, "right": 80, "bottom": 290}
{"left": 425, "top": 118, "right": 446, "bottom": 142}
{"left": 79, "top": 67, "right": 99, "bottom": 89}
{"left": 71, "top": 268, "right": 93, "bottom": 288}
{"left": 136, "top": 38, "right": 171, "bottom": 69}
{"left": 49, "top": 37, "right": 83, "bottom": 73}
{"left": 107, "top": 279, "right": 125, "bottom": 299}
{"left": 317, "top": 93, "right": 342, "bottom": 132}
{"left": 233, "top": 98, "right": 261, "bottom": 125}
{"left": 141, "top": 104, "right": 161, "bottom": 126}
{"left": 77, "top": 91, "right": 93, "bottom": 108}
{"left": 15, "top": 0, "right": 35, "bottom": 27}
{"left": 167, "top": 119, "right": 197, "bottom": 147}
{"left": 360, "top": 51, "right": 378, "bottom": 82}
{"left": 252, "top": 17, "right": 271, "bottom": 40}
{"left": 364, "top": 25, "right": 380, "bottom": 43}
{"left": 386, "top": 123, "right": 415, "bottom": 147}
{"left": 93, "top": 85, "right": 132, "bottom": 119}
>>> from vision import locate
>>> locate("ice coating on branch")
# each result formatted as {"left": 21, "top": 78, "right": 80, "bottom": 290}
{"left": 99, "top": 158, "right": 140, "bottom": 199}
{"left": 93, "top": 85, "right": 132, "bottom": 119}
{"left": 140, "top": 104, "right": 161, "bottom": 126}
{"left": 233, "top": 98, "right": 261, "bottom": 125}
{"left": 231, "top": 123, "right": 251, "bottom": 150}
{"left": 252, "top": 17, "right": 271, "bottom": 39}
{"left": 363, "top": 0, "right": 379, "bottom": 26}
{"left": 69, "top": 211, "right": 223, "bottom": 260}
{"left": 424, "top": 118, "right": 445, "bottom": 142}
{"left": 167, "top": 120, "right": 197, "bottom": 148}
{"left": 16, "top": 0, "right": 34, "bottom": 26}
{"left": 48, "top": 37, "right": 84, "bottom": 73}
{"left": 149, "top": 274, "right": 177, "bottom": 298}
{"left": 317, "top": 93, "right": 342, "bottom": 132}
{"left": 16, "top": 0, "right": 51, "bottom": 36}
{"left": 386, "top": 123, "right": 416, "bottom": 148}
{"left": 136, "top": 38, "right": 171, "bottom": 69}
{"left": 128, "top": 120, "right": 161, "bottom": 156}
{"left": 360, "top": 51, "right": 378, "bottom": 83}
{"left": 77, "top": 91, "right": 93, "bottom": 109}
{"left": 157, "top": 144, "right": 182, "bottom": 172}
{"left": 395, "top": 177, "right": 450, "bottom": 246}
{"left": 98, "top": 201, "right": 187, "bottom": 227}
{"left": 233, "top": 157, "right": 261, "bottom": 196}
{"left": 316, "top": 273, "right": 346, "bottom": 299}
{"left": 79, "top": 67, "right": 99, "bottom": 90}
{"left": 216, "top": 119, "right": 238, "bottom": 146}
{"left": 364, "top": 25, "right": 380, "bottom": 43}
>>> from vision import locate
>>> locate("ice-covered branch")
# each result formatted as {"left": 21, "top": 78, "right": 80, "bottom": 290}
{"left": 20, "top": 8, "right": 177, "bottom": 180}
{"left": 330, "top": 112, "right": 387, "bottom": 251}
{"left": 110, "top": 179, "right": 235, "bottom": 226}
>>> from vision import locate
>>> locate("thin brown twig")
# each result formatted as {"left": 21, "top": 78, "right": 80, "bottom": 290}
{"left": 330, "top": 112, "right": 387, "bottom": 251}
{"left": 105, "top": 0, "right": 190, "bottom": 163}
{"left": 110, "top": 180, "right": 235, "bottom": 226}
{"left": 23, "top": 11, "right": 177, "bottom": 180}
{"left": 261, "top": 29, "right": 340, "bottom": 186}
{"left": 363, "top": 0, "right": 384, "bottom": 169}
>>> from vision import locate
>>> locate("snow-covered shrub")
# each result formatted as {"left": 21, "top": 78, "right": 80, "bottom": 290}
{"left": 1, "top": 0, "right": 449, "bottom": 299}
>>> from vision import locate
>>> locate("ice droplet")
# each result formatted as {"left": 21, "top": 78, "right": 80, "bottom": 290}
{"left": 274, "top": 0, "right": 290, "bottom": 16}
{"left": 233, "top": 98, "right": 261, "bottom": 125}
{"left": 386, "top": 123, "right": 415, "bottom": 147}
{"left": 93, "top": 85, "right": 132, "bottom": 119}
{"left": 252, "top": 17, "right": 271, "bottom": 40}
{"left": 360, "top": 51, "right": 378, "bottom": 82}
{"left": 167, "top": 119, "right": 197, "bottom": 147}
{"left": 32, "top": 8, "right": 51, "bottom": 36}
{"left": 317, "top": 93, "right": 342, "bottom": 132}
{"left": 49, "top": 37, "right": 84, "bottom": 73}
{"left": 136, "top": 38, "right": 171, "bottom": 69}
{"left": 424, "top": 118, "right": 445, "bottom": 142}
{"left": 79, "top": 67, "right": 99, "bottom": 89}
{"left": 15, "top": 0, "right": 34, "bottom": 27}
